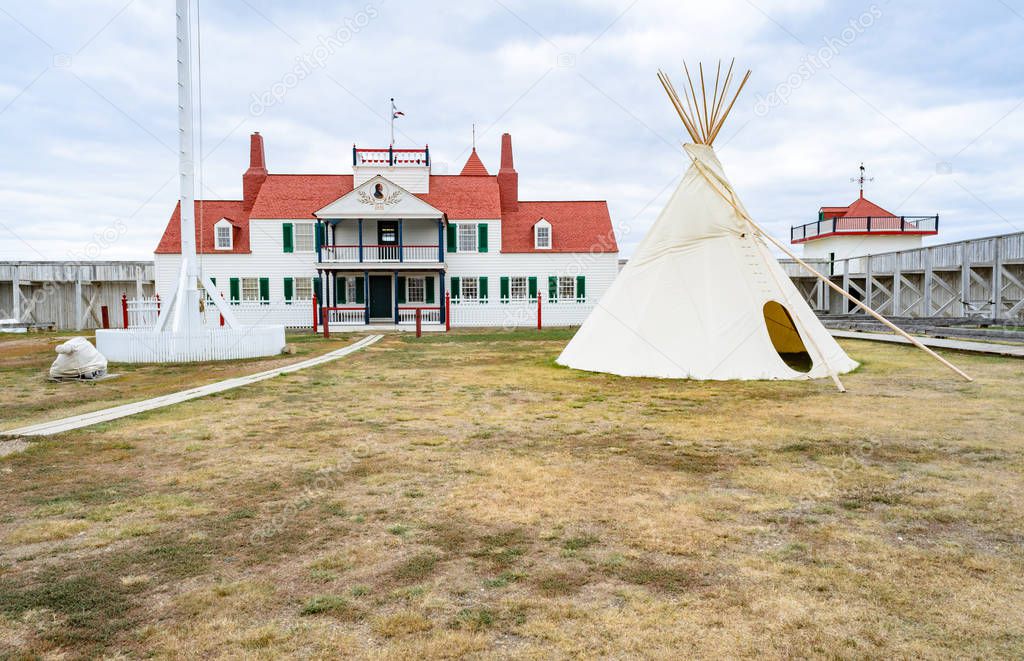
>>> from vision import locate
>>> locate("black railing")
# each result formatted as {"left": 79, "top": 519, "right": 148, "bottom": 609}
{"left": 791, "top": 215, "right": 939, "bottom": 242}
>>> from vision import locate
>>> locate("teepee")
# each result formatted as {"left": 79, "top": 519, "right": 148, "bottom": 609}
{"left": 558, "top": 61, "right": 971, "bottom": 389}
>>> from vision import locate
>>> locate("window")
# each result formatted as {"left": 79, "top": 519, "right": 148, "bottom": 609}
{"left": 458, "top": 223, "right": 478, "bottom": 252}
{"left": 534, "top": 220, "right": 551, "bottom": 249}
{"left": 407, "top": 277, "right": 425, "bottom": 303}
{"left": 510, "top": 276, "right": 528, "bottom": 300}
{"left": 294, "top": 277, "right": 312, "bottom": 300}
{"left": 294, "top": 223, "right": 314, "bottom": 252}
{"left": 215, "top": 220, "right": 233, "bottom": 250}
{"left": 461, "top": 277, "right": 479, "bottom": 300}
{"left": 558, "top": 276, "right": 575, "bottom": 300}
{"left": 241, "top": 277, "right": 260, "bottom": 302}
{"left": 347, "top": 278, "right": 358, "bottom": 303}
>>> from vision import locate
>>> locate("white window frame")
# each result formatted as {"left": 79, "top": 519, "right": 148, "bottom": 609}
{"left": 406, "top": 276, "right": 426, "bottom": 304}
{"left": 294, "top": 277, "right": 313, "bottom": 300}
{"left": 293, "top": 222, "right": 315, "bottom": 252}
{"left": 534, "top": 219, "right": 552, "bottom": 250}
{"left": 558, "top": 276, "right": 575, "bottom": 301}
{"left": 241, "top": 277, "right": 260, "bottom": 302}
{"left": 457, "top": 223, "right": 478, "bottom": 253}
{"left": 510, "top": 276, "right": 528, "bottom": 301}
{"left": 214, "top": 219, "right": 233, "bottom": 250}
{"left": 461, "top": 276, "right": 479, "bottom": 301}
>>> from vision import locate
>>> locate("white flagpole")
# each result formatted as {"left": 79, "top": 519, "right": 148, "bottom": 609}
{"left": 390, "top": 97, "right": 395, "bottom": 146}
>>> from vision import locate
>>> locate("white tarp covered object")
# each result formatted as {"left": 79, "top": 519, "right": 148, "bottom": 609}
{"left": 558, "top": 143, "right": 859, "bottom": 381}
{"left": 49, "top": 337, "right": 108, "bottom": 380}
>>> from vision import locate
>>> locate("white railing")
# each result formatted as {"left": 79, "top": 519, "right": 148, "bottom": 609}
{"left": 403, "top": 245, "right": 440, "bottom": 262}
{"left": 325, "top": 307, "right": 366, "bottom": 325}
{"left": 320, "top": 244, "right": 441, "bottom": 263}
{"left": 321, "top": 245, "right": 359, "bottom": 262}
{"left": 398, "top": 307, "right": 441, "bottom": 324}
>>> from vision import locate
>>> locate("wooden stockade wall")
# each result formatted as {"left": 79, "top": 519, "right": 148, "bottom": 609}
{"left": 781, "top": 231, "right": 1024, "bottom": 320}
{"left": 0, "top": 261, "right": 155, "bottom": 330}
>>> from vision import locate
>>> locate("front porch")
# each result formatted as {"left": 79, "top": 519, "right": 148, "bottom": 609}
{"left": 315, "top": 268, "right": 446, "bottom": 330}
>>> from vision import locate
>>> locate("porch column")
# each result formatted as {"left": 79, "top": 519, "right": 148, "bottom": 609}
{"left": 398, "top": 219, "right": 404, "bottom": 262}
{"left": 438, "top": 270, "right": 446, "bottom": 324}
{"left": 358, "top": 219, "right": 364, "bottom": 262}
{"left": 394, "top": 270, "right": 400, "bottom": 323}
{"left": 437, "top": 219, "right": 444, "bottom": 262}
{"left": 363, "top": 270, "right": 369, "bottom": 324}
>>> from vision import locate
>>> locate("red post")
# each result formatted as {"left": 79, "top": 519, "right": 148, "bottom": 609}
{"left": 101, "top": 305, "right": 110, "bottom": 329}
{"left": 156, "top": 294, "right": 161, "bottom": 313}
{"left": 445, "top": 292, "right": 451, "bottom": 331}
{"left": 219, "top": 293, "right": 226, "bottom": 326}
{"left": 312, "top": 293, "right": 319, "bottom": 333}
{"left": 415, "top": 307, "right": 422, "bottom": 337}
{"left": 121, "top": 294, "right": 129, "bottom": 328}
{"left": 537, "top": 294, "right": 543, "bottom": 330}
{"left": 322, "top": 307, "right": 330, "bottom": 339}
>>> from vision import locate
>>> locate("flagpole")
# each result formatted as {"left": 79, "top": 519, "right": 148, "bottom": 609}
{"left": 390, "top": 97, "right": 395, "bottom": 146}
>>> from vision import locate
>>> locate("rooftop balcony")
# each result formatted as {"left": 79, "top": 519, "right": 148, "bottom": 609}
{"left": 353, "top": 145, "right": 430, "bottom": 168}
{"left": 791, "top": 215, "right": 939, "bottom": 244}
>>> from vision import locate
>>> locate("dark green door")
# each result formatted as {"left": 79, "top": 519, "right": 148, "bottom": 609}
{"left": 369, "top": 275, "right": 392, "bottom": 319}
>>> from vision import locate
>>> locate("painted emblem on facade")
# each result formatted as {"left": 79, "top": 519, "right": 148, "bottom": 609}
{"left": 358, "top": 182, "right": 402, "bottom": 208}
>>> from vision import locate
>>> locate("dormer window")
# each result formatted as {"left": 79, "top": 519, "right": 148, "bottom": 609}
{"left": 214, "top": 219, "right": 233, "bottom": 250}
{"left": 534, "top": 219, "right": 552, "bottom": 250}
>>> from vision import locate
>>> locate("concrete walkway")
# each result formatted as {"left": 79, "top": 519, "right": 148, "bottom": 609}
{"left": 3, "top": 334, "right": 383, "bottom": 437}
{"left": 831, "top": 329, "right": 1024, "bottom": 358}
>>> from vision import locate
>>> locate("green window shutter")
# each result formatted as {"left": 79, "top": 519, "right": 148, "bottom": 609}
{"left": 478, "top": 223, "right": 489, "bottom": 253}
{"left": 576, "top": 275, "right": 585, "bottom": 302}
{"left": 282, "top": 223, "right": 294, "bottom": 253}
{"left": 500, "top": 276, "right": 509, "bottom": 303}
{"left": 355, "top": 276, "right": 365, "bottom": 304}
{"left": 548, "top": 276, "right": 557, "bottom": 302}
{"left": 283, "top": 277, "right": 293, "bottom": 303}
{"left": 338, "top": 276, "right": 347, "bottom": 304}
{"left": 259, "top": 277, "right": 270, "bottom": 304}
{"left": 397, "top": 276, "right": 407, "bottom": 304}
{"left": 313, "top": 276, "right": 322, "bottom": 303}
{"left": 528, "top": 276, "right": 538, "bottom": 300}
{"left": 818, "top": 210, "right": 824, "bottom": 223}
{"left": 210, "top": 277, "right": 216, "bottom": 286}
{"left": 450, "top": 276, "right": 460, "bottom": 300}
{"left": 229, "top": 277, "right": 240, "bottom": 304}
{"left": 479, "top": 276, "right": 488, "bottom": 300}
{"left": 426, "top": 277, "right": 435, "bottom": 304}
{"left": 315, "top": 222, "right": 324, "bottom": 250}
{"left": 447, "top": 224, "right": 458, "bottom": 253}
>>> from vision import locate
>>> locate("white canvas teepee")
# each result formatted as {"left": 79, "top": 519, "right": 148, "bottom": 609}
{"left": 558, "top": 61, "right": 859, "bottom": 382}
{"left": 558, "top": 141, "right": 859, "bottom": 381}
{"left": 560, "top": 61, "right": 972, "bottom": 388}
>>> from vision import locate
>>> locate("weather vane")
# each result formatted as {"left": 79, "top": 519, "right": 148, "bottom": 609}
{"left": 851, "top": 162, "right": 874, "bottom": 197}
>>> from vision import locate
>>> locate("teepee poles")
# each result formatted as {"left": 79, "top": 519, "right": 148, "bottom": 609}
{"left": 659, "top": 60, "right": 751, "bottom": 146}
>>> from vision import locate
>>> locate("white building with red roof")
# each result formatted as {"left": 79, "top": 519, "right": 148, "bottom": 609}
{"left": 791, "top": 189, "right": 939, "bottom": 261}
{"left": 154, "top": 132, "right": 619, "bottom": 328}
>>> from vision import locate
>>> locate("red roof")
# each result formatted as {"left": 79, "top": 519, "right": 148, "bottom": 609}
{"left": 501, "top": 201, "right": 617, "bottom": 253}
{"left": 459, "top": 149, "right": 490, "bottom": 176}
{"left": 249, "top": 175, "right": 354, "bottom": 219}
{"left": 821, "top": 195, "right": 896, "bottom": 220}
{"left": 155, "top": 200, "right": 250, "bottom": 254}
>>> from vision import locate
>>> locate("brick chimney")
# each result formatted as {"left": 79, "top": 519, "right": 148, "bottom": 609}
{"left": 497, "top": 132, "right": 518, "bottom": 213}
{"left": 243, "top": 132, "right": 268, "bottom": 212}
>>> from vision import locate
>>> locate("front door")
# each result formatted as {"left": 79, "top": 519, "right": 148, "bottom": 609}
{"left": 369, "top": 275, "right": 392, "bottom": 319}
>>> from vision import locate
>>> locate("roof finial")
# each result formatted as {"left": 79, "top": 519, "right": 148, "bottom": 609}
{"left": 852, "top": 162, "right": 873, "bottom": 199}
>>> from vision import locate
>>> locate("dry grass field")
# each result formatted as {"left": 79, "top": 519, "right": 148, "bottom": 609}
{"left": 1, "top": 329, "right": 1023, "bottom": 659}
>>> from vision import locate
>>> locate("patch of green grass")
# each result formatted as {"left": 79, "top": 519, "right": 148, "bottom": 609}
{"left": 562, "top": 534, "right": 599, "bottom": 552}
{"left": 387, "top": 524, "right": 410, "bottom": 536}
{"left": 452, "top": 607, "right": 494, "bottom": 631}
{"left": 390, "top": 553, "right": 439, "bottom": 583}
{"left": 534, "top": 569, "right": 589, "bottom": 596}
{"left": 483, "top": 571, "right": 520, "bottom": 588}
{"left": 299, "top": 594, "right": 362, "bottom": 620}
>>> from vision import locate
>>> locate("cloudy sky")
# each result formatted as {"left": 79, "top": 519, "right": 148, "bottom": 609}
{"left": 1, "top": 0, "right": 1023, "bottom": 261}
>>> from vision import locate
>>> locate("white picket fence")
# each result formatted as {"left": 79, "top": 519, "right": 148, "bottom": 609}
{"left": 449, "top": 299, "right": 594, "bottom": 328}
{"left": 126, "top": 298, "right": 316, "bottom": 330}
